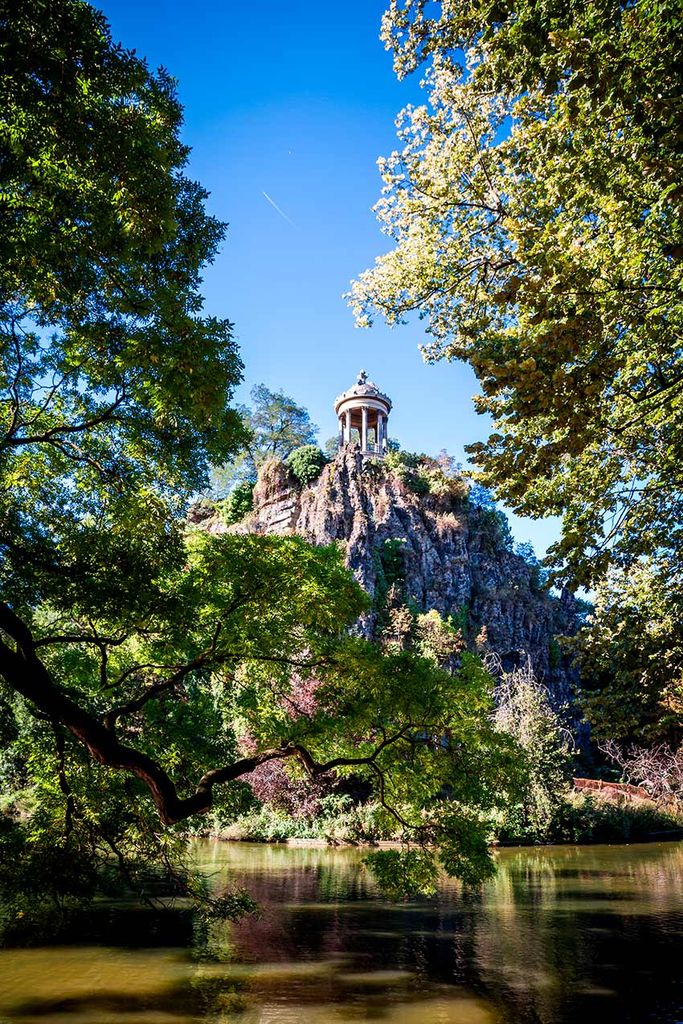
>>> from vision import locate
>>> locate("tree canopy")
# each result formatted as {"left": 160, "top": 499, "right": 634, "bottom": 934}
{"left": 351, "top": 0, "right": 683, "bottom": 591}
{"left": 0, "top": 522, "right": 522, "bottom": 907}
{"left": 0, "top": 0, "right": 248, "bottom": 607}
{"left": 570, "top": 561, "right": 683, "bottom": 745}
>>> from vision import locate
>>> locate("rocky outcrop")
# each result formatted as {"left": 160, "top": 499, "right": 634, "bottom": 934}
{"left": 209, "top": 448, "right": 581, "bottom": 700}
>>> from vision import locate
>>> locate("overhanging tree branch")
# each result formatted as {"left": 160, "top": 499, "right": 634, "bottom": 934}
{"left": 1, "top": 391, "right": 127, "bottom": 449}
{"left": 0, "top": 601, "right": 414, "bottom": 827}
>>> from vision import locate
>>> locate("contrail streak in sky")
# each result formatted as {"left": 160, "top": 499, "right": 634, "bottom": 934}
{"left": 262, "top": 191, "right": 295, "bottom": 226}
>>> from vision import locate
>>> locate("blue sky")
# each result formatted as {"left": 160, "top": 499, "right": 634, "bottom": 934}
{"left": 101, "top": 0, "right": 560, "bottom": 556}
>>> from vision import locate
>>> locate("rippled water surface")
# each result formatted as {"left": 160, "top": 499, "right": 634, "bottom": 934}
{"left": 1, "top": 841, "right": 683, "bottom": 1023}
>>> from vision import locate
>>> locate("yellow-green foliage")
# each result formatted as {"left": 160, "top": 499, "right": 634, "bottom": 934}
{"left": 352, "top": 0, "right": 683, "bottom": 597}
{"left": 385, "top": 450, "right": 469, "bottom": 500}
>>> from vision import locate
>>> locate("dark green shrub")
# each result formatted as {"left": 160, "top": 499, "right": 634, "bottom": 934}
{"left": 386, "top": 450, "right": 468, "bottom": 499}
{"left": 451, "top": 602, "right": 470, "bottom": 638}
{"left": 498, "top": 791, "right": 683, "bottom": 846}
{"left": 548, "top": 637, "right": 562, "bottom": 669}
{"left": 514, "top": 541, "right": 550, "bottom": 593}
{"left": 222, "top": 481, "right": 255, "bottom": 525}
{"left": 285, "top": 445, "right": 328, "bottom": 486}
{"left": 550, "top": 794, "right": 683, "bottom": 844}
{"left": 385, "top": 450, "right": 432, "bottom": 495}
{"left": 373, "top": 538, "right": 407, "bottom": 611}
{"left": 477, "top": 507, "right": 514, "bottom": 552}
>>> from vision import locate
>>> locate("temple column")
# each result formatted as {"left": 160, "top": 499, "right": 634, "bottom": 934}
{"left": 361, "top": 406, "right": 368, "bottom": 452}
{"left": 382, "top": 415, "right": 388, "bottom": 452}
{"left": 338, "top": 415, "right": 344, "bottom": 447}
{"left": 344, "top": 409, "right": 351, "bottom": 443}
{"left": 376, "top": 413, "right": 383, "bottom": 453}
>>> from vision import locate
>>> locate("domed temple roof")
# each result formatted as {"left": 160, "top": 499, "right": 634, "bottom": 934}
{"left": 334, "top": 370, "right": 392, "bottom": 415}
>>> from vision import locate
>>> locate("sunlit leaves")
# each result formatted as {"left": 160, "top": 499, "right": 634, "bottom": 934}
{"left": 570, "top": 561, "right": 683, "bottom": 743}
{"left": 352, "top": 0, "right": 683, "bottom": 590}
{"left": 0, "top": 0, "right": 247, "bottom": 615}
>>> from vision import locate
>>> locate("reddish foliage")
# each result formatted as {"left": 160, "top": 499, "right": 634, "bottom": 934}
{"left": 245, "top": 757, "right": 326, "bottom": 817}
{"left": 240, "top": 675, "right": 325, "bottom": 816}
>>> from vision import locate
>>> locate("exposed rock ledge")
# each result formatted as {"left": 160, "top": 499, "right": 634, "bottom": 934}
{"left": 203, "top": 448, "right": 581, "bottom": 703}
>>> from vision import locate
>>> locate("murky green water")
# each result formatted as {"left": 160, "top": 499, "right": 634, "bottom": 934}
{"left": 1, "top": 841, "right": 683, "bottom": 1023}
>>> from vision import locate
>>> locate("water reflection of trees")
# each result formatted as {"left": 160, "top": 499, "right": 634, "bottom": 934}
{"left": 201, "top": 841, "right": 683, "bottom": 1024}
{"left": 3, "top": 843, "right": 683, "bottom": 1024}
{"left": 467, "top": 844, "right": 683, "bottom": 1023}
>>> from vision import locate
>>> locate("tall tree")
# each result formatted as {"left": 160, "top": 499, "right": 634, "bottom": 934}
{"left": 211, "top": 384, "right": 319, "bottom": 497}
{"left": 570, "top": 561, "right": 683, "bottom": 745}
{"left": 0, "top": 0, "right": 241, "bottom": 890}
{"left": 351, "top": 0, "right": 683, "bottom": 590}
{"left": 0, "top": 0, "right": 247, "bottom": 582}
{"left": 491, "top": 656, "right": 573, "bottom": 841}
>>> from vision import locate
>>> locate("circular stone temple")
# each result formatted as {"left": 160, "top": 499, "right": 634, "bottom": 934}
{"left": 334, "top": 370, "right": 392, "bottom": 457}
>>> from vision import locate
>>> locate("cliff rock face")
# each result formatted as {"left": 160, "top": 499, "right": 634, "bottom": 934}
{"left": 212, "top": 448, "right": 580, "bottom": 699}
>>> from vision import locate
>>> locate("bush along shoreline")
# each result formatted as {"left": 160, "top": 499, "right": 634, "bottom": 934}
{"left": 205, "top": 655, "right": 683, "bottom": 852}
{"left": 206, "top": 789, "right": 683, "bottom": 849}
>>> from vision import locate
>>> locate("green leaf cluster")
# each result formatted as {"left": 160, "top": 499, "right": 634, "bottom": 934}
{"left": 492, "top": 659, "right": 574, "bottom": 842}
{"left": 385, "top": 449, "right": 469, "bottom": 499}
{"left": 222, "top": 481, "right": 255, "bottom": 526}
{"left": 569, "top": 561, "right": 683, "bottom": 744}
{"left": 353, "top": 0, "right": 683, "bottom": 741}
{"left": 285, "top": 445, "right": 329, "bottom": 487}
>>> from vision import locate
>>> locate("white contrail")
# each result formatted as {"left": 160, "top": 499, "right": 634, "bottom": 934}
{"left": 262, "top": 191, "right": 295, "bottom": 226}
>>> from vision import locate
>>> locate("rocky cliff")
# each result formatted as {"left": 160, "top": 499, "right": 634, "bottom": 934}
{"left": 199, "top": 447, "right": 581, "bottom": 700}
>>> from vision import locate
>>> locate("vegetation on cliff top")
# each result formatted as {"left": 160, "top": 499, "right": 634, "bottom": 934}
{"left": 211, "top": 385, "right": 319, "bottom": 498}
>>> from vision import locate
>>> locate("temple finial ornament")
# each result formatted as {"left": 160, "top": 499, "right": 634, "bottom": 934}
{"left": 334, "top": 371, "right": 392, "bottom": 457}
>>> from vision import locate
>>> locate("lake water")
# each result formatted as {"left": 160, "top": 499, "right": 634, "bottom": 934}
{"left": 1, "top": 840, "right": 683, "bottom": 1023}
